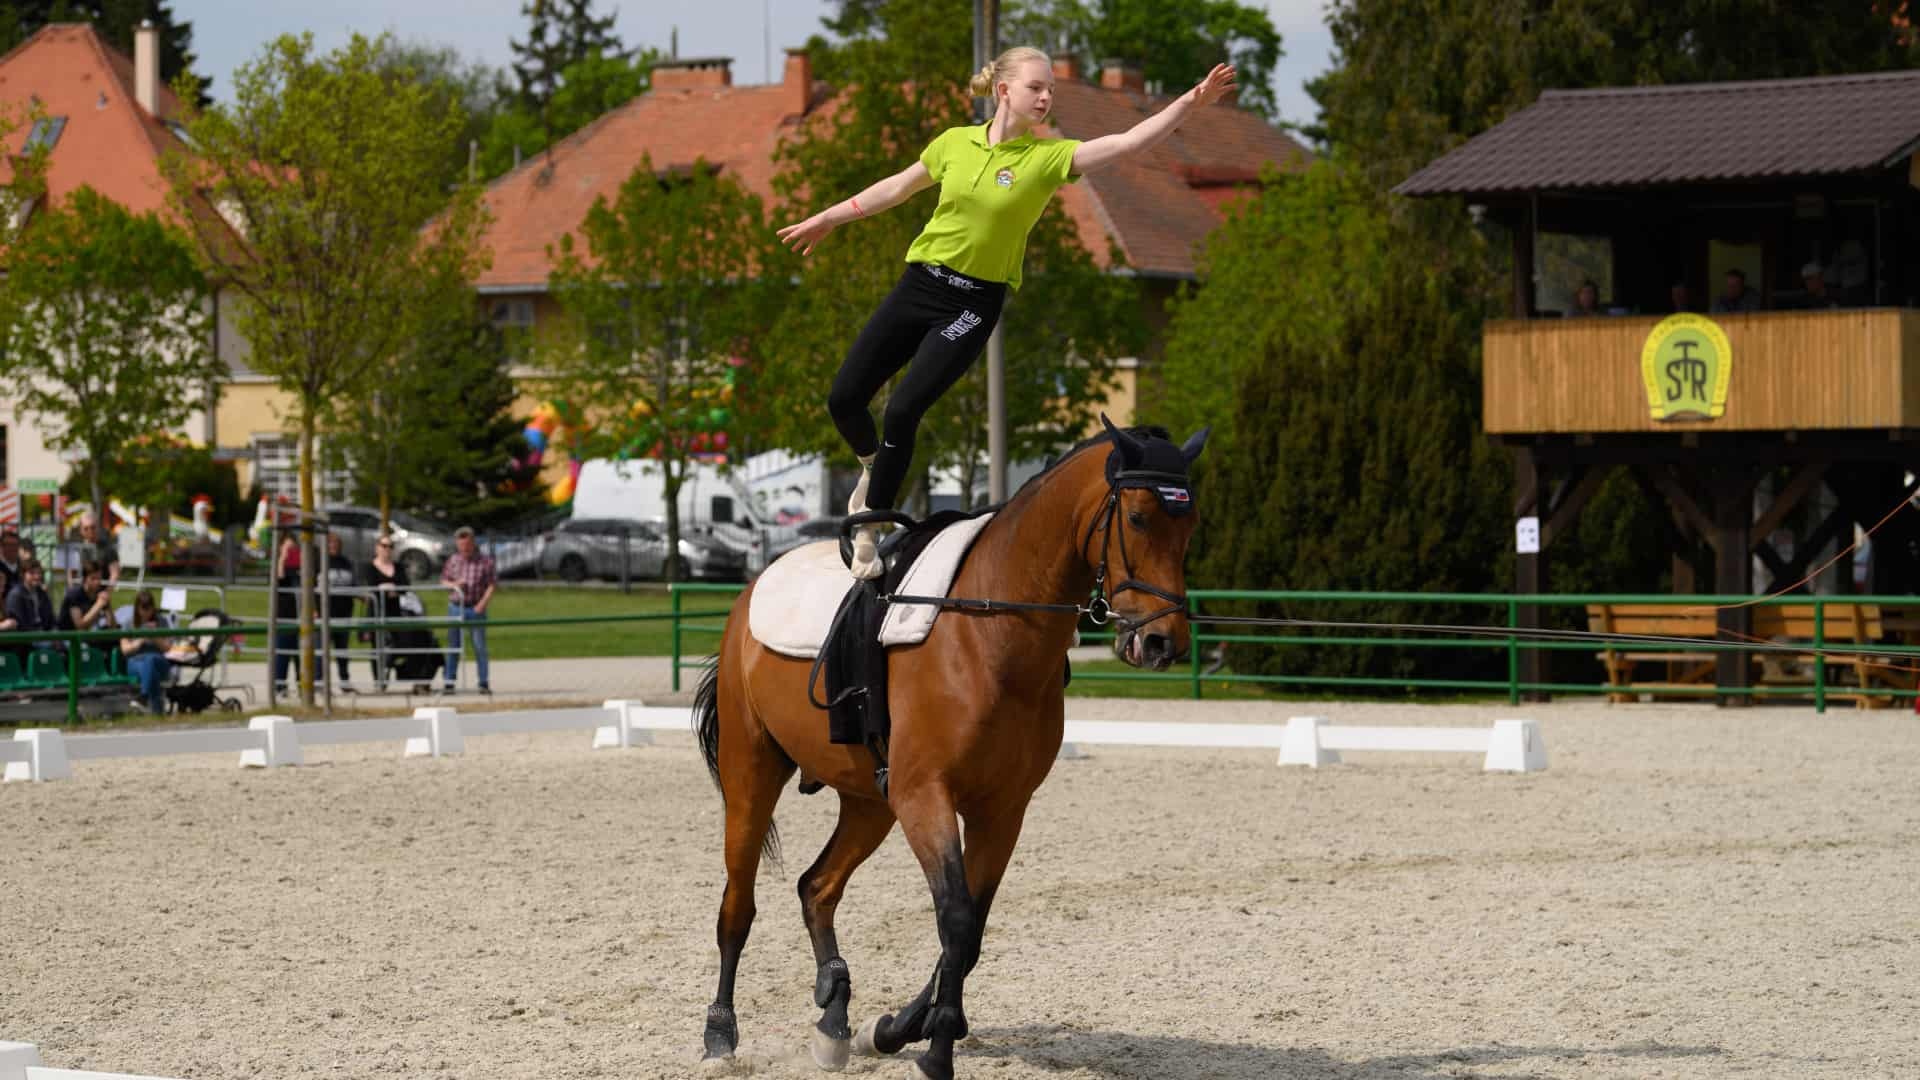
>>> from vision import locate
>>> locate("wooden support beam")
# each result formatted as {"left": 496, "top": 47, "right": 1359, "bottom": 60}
{"left": 1645, "top": 464, "right": 1718, "bottom": 551}
{"left": 1750, "top": 463, "right": 1830, "bottom": 551}
{"left": 1542, "top": 464, "right": 1610, "bottom": 549}
{"left": 1712, "top": 466, "right": 1754, "bottom": 705}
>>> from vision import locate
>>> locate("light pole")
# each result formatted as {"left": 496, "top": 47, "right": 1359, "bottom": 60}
{"left": 974, "top": 0, "right": 1008, "bottom": 505}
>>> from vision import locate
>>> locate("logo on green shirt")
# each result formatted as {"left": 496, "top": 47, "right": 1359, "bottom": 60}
{"left": 995, "top": 167, "right": 1015, "bottom": 188}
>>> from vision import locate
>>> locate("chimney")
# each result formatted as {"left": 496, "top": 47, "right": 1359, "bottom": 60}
{"left": 1099, "top": 59, "right": 1145, "bottom": 94}
{"left": 1051, "top": 55, "right": 1081, "bottom": 81}
{"left": 782, "top": 47, "right": 811, "bottom": 116}
{"left": 652, "top": 57, "right": 733, "bottom": 92}
{"left": 134, "top": 19, "right": 161, "bottom": 118}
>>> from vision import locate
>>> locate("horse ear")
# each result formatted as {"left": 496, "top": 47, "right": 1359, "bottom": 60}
{"left": 1101, "top": 413, "right": 1145, "bottom": 463}
{"left": 1180, "top": 426, "right": 1212, "bottom": 465}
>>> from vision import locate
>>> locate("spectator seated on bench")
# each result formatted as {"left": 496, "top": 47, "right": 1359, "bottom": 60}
{"left": 5, "top": 558, "right": 63, "bottom": 663}
{"left": 120, "top": 589, "right": 174, "bottom": 715}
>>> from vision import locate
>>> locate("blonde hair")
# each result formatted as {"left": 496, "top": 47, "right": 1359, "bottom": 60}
{"left": 968, "top": 46, "right": 1051, "bottom": 99}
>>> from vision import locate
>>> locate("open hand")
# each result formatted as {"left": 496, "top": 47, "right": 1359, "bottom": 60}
{"left": 776, "top": 212, "right": 837, "bottom": 256}
{"left": 1190, "top": 63, "right": 1237, "bottom": 107}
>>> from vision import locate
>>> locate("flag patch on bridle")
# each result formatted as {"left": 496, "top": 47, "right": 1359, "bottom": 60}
{"left": 1157, "top": 486, "right": 1190, "bottom": 505}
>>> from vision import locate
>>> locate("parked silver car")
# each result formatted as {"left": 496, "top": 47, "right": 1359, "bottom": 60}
{"left": 323, "top": 505, "right": 452, "bottom": 583}
{"left": 538, "top": 517, "right": 746, "bottom": 582}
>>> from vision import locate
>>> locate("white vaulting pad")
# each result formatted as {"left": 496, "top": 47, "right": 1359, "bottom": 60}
{"left": 878, "top": 512, "right": 995, "bottom": 646}
{"left": 747, "top": 513, "right": 996, "bottom": 659}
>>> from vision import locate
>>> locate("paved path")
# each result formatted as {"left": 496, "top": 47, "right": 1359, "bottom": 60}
{"left": 206, "top": 645, "right": 1121, "bottom": 714}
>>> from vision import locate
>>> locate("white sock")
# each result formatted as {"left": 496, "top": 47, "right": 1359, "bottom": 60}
{"left": 849, "top": 453, "right": 876, "bottom": 514}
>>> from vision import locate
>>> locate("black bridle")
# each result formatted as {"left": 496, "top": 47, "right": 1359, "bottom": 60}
{"left": 1074, "top": 467, "right": 1190, "bottom": 634}
{"left": 882, "top": 452, "right": 1192, "bottom": 636}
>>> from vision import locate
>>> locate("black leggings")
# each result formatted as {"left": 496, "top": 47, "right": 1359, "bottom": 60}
{"left": 828, "top": 263, "right": 1007, "bottom": 511}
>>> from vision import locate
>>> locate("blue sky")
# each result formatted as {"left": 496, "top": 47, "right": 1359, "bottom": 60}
{"left": 177, "top": 1, "right": 1334, "bottom": 127}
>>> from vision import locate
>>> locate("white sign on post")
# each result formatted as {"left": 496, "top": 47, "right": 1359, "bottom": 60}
{"left": 1515, "top": 516, "right": 1541, "bottom": 555}
{"left": 160, "top": 587, "right": 188, "bottom": 613}
{"left": 117, "top": 527, "right": 146, "bottom": 569}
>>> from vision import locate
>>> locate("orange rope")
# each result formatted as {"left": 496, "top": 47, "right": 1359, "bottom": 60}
{"left": 1683, "top": 484, "right": 1916, "bottom": 614}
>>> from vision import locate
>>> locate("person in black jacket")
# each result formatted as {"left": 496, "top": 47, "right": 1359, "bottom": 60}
{"left": 5, "top": 559, "right": 60, "bottom": 661}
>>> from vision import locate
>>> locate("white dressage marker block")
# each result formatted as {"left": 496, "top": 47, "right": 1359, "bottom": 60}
{"left": 3, "top": 730, "right": 70, "bottom": 783}
{"left": 23, "top": 1060, "right": 187, "bottom": 1068}
{"left": 593, "top": 699, "right": 655, "bottom": 749}
{"left": 1483, "top": 718, "right": 1548, "bottom": 773}
{"left": 0, "top": 1041, "right": 46, "bottom": 1080}
{"left": 403, "top": 707, "right": 464, "bottom": 758}
{"left": 238, "top": 715, "right": 302, "bottom": 769}
{"left": 1279, "top": 716, "right": 1546, "bottom": 773}
{"left": 1279, "top": 716, "right": 1340, "bottom": 767}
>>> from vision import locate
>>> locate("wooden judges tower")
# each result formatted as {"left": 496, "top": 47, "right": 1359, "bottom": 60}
{"left": 1397, "top": 71, "right": 1920, "bottom": 697}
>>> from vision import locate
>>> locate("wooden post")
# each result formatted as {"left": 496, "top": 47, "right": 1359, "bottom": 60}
{"left": 1510, "top": 204, "right": 1535, "bottom": 318}
{"left": 1713, "top": 467, "right": 1754, "bottom": 706}
{"left": 1513, "top": 447, "right": 1548, "bottom": 701}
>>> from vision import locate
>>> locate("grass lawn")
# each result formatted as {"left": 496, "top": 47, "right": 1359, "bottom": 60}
{"left": 176, "top": 581, "right": 744, "bottom": 661}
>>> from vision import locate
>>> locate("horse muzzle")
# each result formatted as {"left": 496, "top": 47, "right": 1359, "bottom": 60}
{"left": 1115, "top": 628, "right": 1181, "bottom": 671}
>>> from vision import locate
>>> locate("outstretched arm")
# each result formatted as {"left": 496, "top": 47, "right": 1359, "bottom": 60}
{"left": 1072, "top": 63, "right": 1237, "bottom": 175}
{"left": 776, "top": 161, "right": 936, "bottom": 256}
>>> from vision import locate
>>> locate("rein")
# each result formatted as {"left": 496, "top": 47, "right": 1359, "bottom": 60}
{"left": 879, "top": 462, "right": 1192, "bottom": 635}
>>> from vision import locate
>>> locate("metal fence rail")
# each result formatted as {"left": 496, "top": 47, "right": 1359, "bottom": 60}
{"left": 668, "top": 583, "right": 1920, "bottom": 712}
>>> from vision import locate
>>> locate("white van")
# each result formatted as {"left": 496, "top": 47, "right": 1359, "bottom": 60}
{"left": 572, "top": 458, "right": 791, "bottom": 573}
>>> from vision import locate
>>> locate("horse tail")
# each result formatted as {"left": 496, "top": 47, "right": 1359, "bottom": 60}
{"left": 693, "top": 654, "right": 723, "bottom": 792}
{"left": 691, "top": 649, "right": 784, "bottom": 871}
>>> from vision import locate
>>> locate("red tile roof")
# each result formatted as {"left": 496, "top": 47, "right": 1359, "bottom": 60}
{"left": 1398, "top": 69, "right": 1920, "bottom": 198}
{"left": 473, "top": 68, "right": 1311, "bottom": 290}
{"left": 0, "top": 23, "right": 189, "bottom": 218}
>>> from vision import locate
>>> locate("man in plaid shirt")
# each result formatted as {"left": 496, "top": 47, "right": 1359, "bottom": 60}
{"left": 440, "top": 526, "right": 497, "bottom": 693}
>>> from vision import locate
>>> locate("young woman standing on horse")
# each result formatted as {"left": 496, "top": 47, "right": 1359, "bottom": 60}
{"left": 777, "top": 46, "right": 1237, "bottom": 578}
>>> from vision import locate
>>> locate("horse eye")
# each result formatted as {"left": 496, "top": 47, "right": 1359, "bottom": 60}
{"left": 1126, "top": 510, "right": 1148, "bottom": 529}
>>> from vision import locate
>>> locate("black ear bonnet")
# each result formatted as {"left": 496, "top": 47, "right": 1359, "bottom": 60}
{"left": 1101, "top": 419, "right": 1210, "bottom": 518}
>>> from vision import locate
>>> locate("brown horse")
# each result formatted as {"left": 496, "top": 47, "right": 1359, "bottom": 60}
{"left": 694, "top": 420, "right": 1208, "bottom": 1080}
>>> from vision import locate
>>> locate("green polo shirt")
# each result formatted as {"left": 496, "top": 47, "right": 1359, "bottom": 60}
{"left": 904, "top": 124, "right": 1081, "bottom": 291}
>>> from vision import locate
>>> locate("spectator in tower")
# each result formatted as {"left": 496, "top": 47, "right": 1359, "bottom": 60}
{"left": 1800, "top": 261, "right": 1842, "bottom": 309}
{"left": 1568, "top": 279, "right": 1604, "bottom": 317}
{"left": 1712, "top": 268, "right": 1760, "bottom": 313}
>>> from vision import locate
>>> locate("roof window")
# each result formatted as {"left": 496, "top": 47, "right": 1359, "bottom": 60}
{"left": 24, "top": 116, "right": 66, "bottom": 152}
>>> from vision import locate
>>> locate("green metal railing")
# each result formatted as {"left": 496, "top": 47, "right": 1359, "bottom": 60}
{"left": 9, "top": 589, "right": 1913, "bottom": 724}
{"left": 669, "top": 584, "right": 1920, "bottom": 712}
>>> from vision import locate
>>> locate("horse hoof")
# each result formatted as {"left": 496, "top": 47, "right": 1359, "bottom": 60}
{"left": 853, "top": 1016, "right": 892, "bottom": 1057}
{"left": 698, "top": 1053, "right": 736, "bottom": 1077}
{"left": 810, "top": 1028, "right": 851, "bottom": 1071}
{"left": 903, "top": 1062, "right": 939, "bottom": 1080}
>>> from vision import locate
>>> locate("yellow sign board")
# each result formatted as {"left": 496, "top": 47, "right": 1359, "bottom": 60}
{"left": 1640, "top": 314, "right": 1732, "bottom": 421}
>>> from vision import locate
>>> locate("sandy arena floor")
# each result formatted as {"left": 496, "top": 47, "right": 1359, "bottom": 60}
{"left": 2, "top": 698, "right": 1916, "bottom": 1079}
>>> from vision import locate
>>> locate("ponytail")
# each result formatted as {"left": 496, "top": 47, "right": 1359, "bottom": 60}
{"left": 968, "top": 46, "right": 1051, "bottom": 101}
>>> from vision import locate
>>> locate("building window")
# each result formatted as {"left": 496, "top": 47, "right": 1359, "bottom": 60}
{"left": 24, "top": 116, "right": 66, "bottom": 153}
{"left": 0, "top": 424, "right": 8, "bottom": 486}
{"left": 252, "top": 434, "right": 349, "bottom": 503}
{"left": 490, "top": 298, "right": 536, "bottom": 330}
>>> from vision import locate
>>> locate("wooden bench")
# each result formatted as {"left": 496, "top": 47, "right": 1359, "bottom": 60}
{"left": 1585, "top": 602, "right": 1910, "bottom": 706}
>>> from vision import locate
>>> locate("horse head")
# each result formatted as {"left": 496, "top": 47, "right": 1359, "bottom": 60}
{"left": 1088, "top": 414, "right": 1210, "bottom": 671}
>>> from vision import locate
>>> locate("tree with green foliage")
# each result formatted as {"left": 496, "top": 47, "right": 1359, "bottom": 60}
{"left": 160, "top": 32, "right": 489, "bottom": 705}
{"left": 328, "top": 301, "right": 545, "bottom": 532}
{"left": 1159, "top": 0, "right": 1920, "bottom": 687}
{"left": 0, "top": 0, "right": 209, "bottom": 102}
{"left": 767, "top": 1, "right": 1145, "bottom": 507}
{"left": 476, "top": 47, "right": 657, "bottom": 181}
{"left": 545, "top": 156, "right": 782, "bottom": 580}
{"left": 510, "top": 0, "right": 622, "bottom": 111}
{"left": 0, "top": 185, "right": 216, "bottom": 518}
{"left": 373, "top": 39, "right": 506, "bottom": 190}
{"left": 1001, "top": 0, "right": 1283, "bottom": 117}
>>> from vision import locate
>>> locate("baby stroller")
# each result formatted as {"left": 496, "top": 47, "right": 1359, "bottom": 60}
{"left": 376, "top": 589, "right": 443, "bottom": 693}
{"left": 164, "top": 608, "right": 249, "bottom": 714}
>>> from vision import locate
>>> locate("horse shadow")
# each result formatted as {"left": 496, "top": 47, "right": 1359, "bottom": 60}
{"left": 964, "top": 1026, "right": 1728, "bottom": 1079}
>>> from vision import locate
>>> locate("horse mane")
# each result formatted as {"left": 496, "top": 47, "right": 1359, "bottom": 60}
{"left": 1000, "top": 424, "right": 1175, "bottom": 510}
